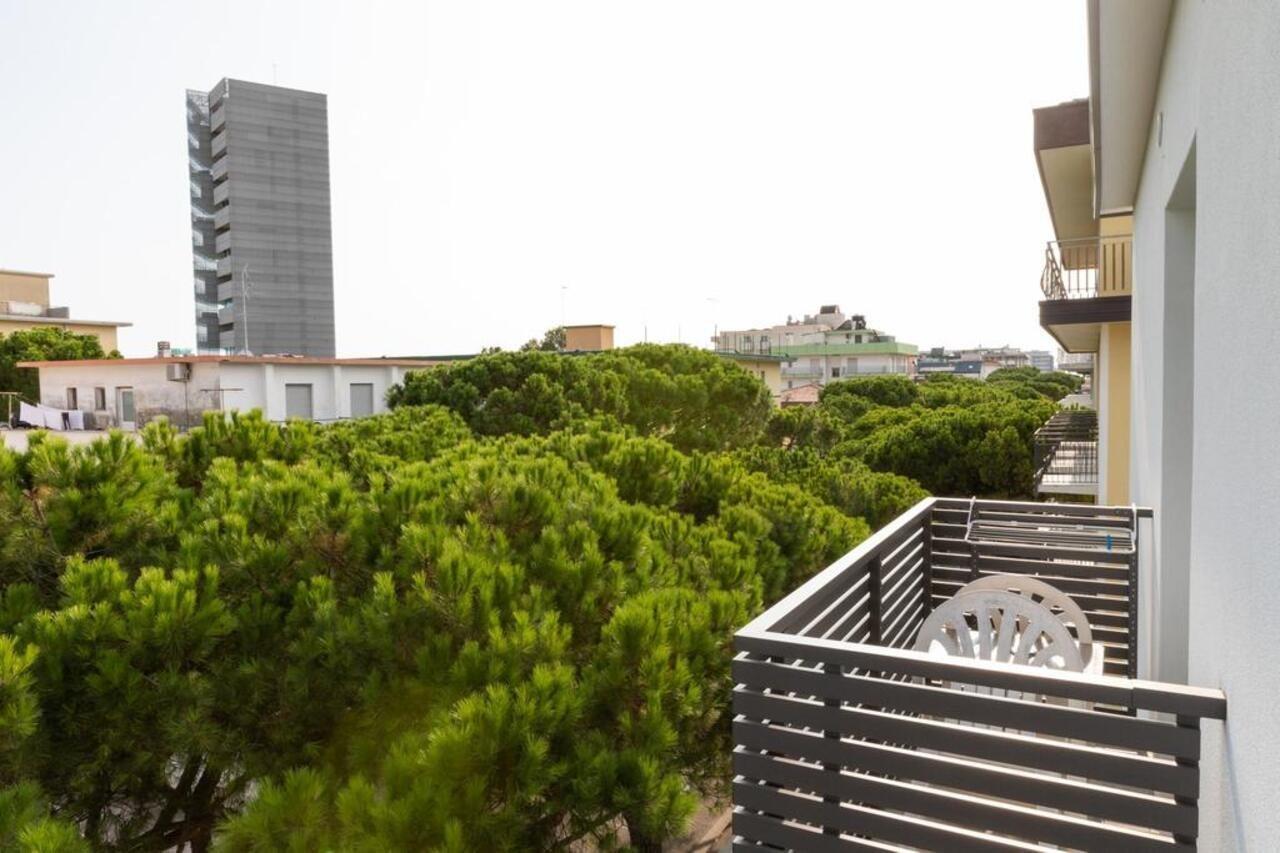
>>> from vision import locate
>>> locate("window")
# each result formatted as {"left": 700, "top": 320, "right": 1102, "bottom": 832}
{"left": 66, "top": 388, "right": 78, "bottom": 410}
{"left": 831, "top": 367, "right": 841, "bottom": 378}
{"left": 741, "top": 336, "right": 754, "bottom": 353}
{"left": 759, "top": 335, "right": 771, "bottom": 354}
{"left": 284, "top": 384, "right": 314, "bottom": 420}
{"left": 94, "top": 387, "right": 106, "bottom": 410}
{"left": 349, "top": 383, "right": 375, "bottom": 418}
{"left": 855, "top": 334, "right": 863, "bottom": 343}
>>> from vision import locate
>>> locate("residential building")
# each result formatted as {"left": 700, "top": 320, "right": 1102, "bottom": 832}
{"left": 957, "top": 345, "right": 1030, "bottom": 369}
{"left": 1027, "top": 349, "right": 1055, "bottom": 372}
{"left": 914, "top": 346, "right": 1030, "bottom": 379}
{"left": 187, "top": 79, "right": 335, "bottom": 357}
{"left": 1031, "top": 94, "right": 1129, "bottom": 503}
{"left": 777, "top": 382, "right": 821, "bottom": 408}
{"left": 713, "top": 351, "right": 793, "bottom": 398}
{"left": 19, "top": 353, "right": 443, "bottom": 429}
{"left": 0, "top": 269, "right": 130, "bottom": 350}
{"left": 562, "top": 324, "right": 614, "bottom": 352}
{"left": 713, "top": 305, "right": 916, "bottom": 389}
{"left": 1095, "top": 4, "right": 1280, "bottom": 844}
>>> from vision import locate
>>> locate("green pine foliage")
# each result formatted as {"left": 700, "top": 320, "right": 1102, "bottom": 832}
{"left": 0, "top": 398, "right": 861, "bottom": 850}
{"left": 0, "top": 327, "right": 120, "bottom": 404}
{"left": 387, "top": 344, "right": 774, "bottom": 453}
{"left": 0, "top": 347, "right": 1071, "bottom": 848}
{"left": 807, "top": 370, "right": 1072, "bottom": 497}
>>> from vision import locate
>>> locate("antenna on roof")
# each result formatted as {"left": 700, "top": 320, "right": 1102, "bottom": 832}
{"left": 240, "top": 264, "right": 254, "bottom": 356}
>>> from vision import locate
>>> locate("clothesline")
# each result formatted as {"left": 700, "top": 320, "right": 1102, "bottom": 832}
{"left": 17, "top": 402, "right": 86, "bottom": 431}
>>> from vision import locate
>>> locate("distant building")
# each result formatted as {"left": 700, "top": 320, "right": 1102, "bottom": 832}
{"left": 778, "top": 382, "right": 822, "bottom": 407}
{"left": 713, "top": 305, "right": 917, "bottom": 390}
{"left": 187, "top": 79, "right": 335, "bottom": 357}
{"left": 1028, "top": 350, "right": 1055, "bottom": 372}
{"left": 915, "top": 346, "right": 1015, "bottom": 380}
{"left": 957, "top": 346, "right": 1031, "bottom": 369}
{"left": 0, "top": 269, "right": 130, "bottom": 351}
{"left": 563, "top": 324, "right": 615, "bottom": 352}
{"left": 19, "top": 351, "right": 445, "bottom": 430}
{"left": 714, "top": 351, "right": 794, "bottom": 398}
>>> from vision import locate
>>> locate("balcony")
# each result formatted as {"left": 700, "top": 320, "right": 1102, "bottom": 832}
{"left": 1034, "top": 410, "right": 1098, "bottom": 497}
{"left": 1039, "top": 235, "right": 1132, "bottom": 352}
{"left": 732, "top": 498, "right": 1226, "bottom": 850}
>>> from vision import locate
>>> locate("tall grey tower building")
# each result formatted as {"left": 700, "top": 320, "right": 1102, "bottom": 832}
{"left": 186, "top": 79, "right": 336, "bottom": 356}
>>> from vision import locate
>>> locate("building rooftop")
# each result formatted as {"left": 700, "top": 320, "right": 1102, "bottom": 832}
{"left": 0, "top": 269, "right": 54, "bottom": 278}
{"left": 18, "top": 355, "right": 444, "bottom": 369}
{"left": 714, "top": 351, "right": 793, "bottom": 364}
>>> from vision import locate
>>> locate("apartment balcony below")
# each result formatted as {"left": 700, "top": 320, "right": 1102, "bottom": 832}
{"left": 732, "top": 497, "right": 1226, "bottom": 851}
{"left": 1034, "top": 410, "right": 1099, "bottom": 497}
{"left": 1040, "top": 234, "right": 1132, "bottom": 353}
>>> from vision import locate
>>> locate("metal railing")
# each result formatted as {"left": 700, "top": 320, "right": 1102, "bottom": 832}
{"left": 732, "top": 497, "right": 1226, "bottom": 850}
{"left": 1041, "top": 234, "right": 1133, "bottom": 300}
{"left": 1034, "top": 410, "right": 1099, "bottom": 495}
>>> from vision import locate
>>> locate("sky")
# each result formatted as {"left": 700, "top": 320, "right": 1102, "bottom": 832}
{"left": 0, "top": 1, "right": 1088, "bottom": 358}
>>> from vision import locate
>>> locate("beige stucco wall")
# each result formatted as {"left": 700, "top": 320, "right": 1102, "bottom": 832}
{"left": 0, "top": 319, "right": 119, "bottom": 352}
{"left": 724, "top": 357, "right": 784, "bottom": 398}
{"left": 0, "top": 271, "right": 51, "bottom": 306}
{"left": 1102, "top": 322, "right": 1131, "bottom": 504}
{"left": 564, "top": 326, "right": 614, "bottom": 351}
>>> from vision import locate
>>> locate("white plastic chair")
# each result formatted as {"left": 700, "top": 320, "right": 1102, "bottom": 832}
{"left": 914, "top": 588, "right": 1084, "bottom": 672}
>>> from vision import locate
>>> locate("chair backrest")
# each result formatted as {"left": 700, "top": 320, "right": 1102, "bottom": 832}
{"left": 914, "top": 589, "right": 1084, "bottom": 671}
{"left": 954, "top": 574, "right": 1093, "bottom": 648}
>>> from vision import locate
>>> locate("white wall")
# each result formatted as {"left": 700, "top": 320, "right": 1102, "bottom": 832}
{"left": 34, "top": 362, "right": 412, "bottom": 428}
{"left": 35, "top": 362, "right": 223, "bottom": 428}
{"left": 220, "top": 362, "right": 404, "bottom": 422}
{"left": 1130, "top": 1, "right": 1280, "bottom": 847}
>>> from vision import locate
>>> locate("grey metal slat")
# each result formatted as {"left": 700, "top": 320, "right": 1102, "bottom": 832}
{"left": 734, "top": 754, "right": 1184, "bottom": 852}
{"left": 734, "top": 721, "right": 1197, "bottom": 837}
{"left": 733, "top": 659, "right": 1199, "bottom": 758}
{"left": 732, "top": 693, "right": 1199, "bottom": 798}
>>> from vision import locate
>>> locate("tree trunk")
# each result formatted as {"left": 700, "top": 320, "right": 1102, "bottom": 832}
{"left": 624, "top": 814, "right": 664, "bottom": 853}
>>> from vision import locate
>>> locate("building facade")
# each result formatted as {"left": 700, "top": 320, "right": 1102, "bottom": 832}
{"left": 0, "top": 269, "right": 130, "bottom": 350}
{"left": 1027, "top": 349, "right": 1054, "bottom": 372}
{"left": 1038, "top": 4, "right": 1280, "bottom": 846}
{"left": 562, "top": 324, "right": 615, "bottom": 352}
{"left": 20, "top": 355, "right": 442, "bottom": 429}
{"left": 713, "top": 351, "right": 792, "bottom": 398}
{"left": 714, "top": 305, "right": 916, "bottom": 390}
{"left": 187, "top": 79, "right": 336, "bottom": 356}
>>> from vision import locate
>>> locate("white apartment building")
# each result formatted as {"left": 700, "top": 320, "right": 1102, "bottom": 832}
{"left": 19, "top": 355, "right": 441, "bottom": 429}
{"left": 714, "top": 305, "right": 917, "bottom": 389}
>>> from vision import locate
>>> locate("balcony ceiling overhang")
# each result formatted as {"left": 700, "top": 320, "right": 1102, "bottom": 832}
{"left": 1089, "top": 0, "right": 1172, "bottom": 215}
{"left": 1040, "top": 297, "right": 1131, "bottom": 353}
{"left": 1034, "top": 100, "right": 1096, "bottom": 241}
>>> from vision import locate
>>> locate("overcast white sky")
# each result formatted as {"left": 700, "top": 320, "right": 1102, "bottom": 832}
{"left": 0, "top": 1, "right": 1087, "bottom": 358}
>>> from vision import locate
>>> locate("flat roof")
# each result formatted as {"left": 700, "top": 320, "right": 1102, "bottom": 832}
{"left": 714, "top": 350, "right": 793, "bottom": 363}
{"left": 17, "top": 355, "right": 445, "bottom": 369}
{"left": 0, "top": 269, "right": 54, "bottom": 278}
{"left": 0, "top": 314, "right": 131, "bottom": 328}
{"left": 563, "top": 324, "right": 615, "bottom": 330}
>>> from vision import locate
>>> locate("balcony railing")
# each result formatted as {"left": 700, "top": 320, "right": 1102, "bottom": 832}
{"left": 1034, "top": 410, "right": 1099, "bottom": 496}
{"left": 733, "top": 497, "right": 1226, "bottom": 851}
{"left": 1041, "top": 234, "right": 1133, "bottom": 300}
